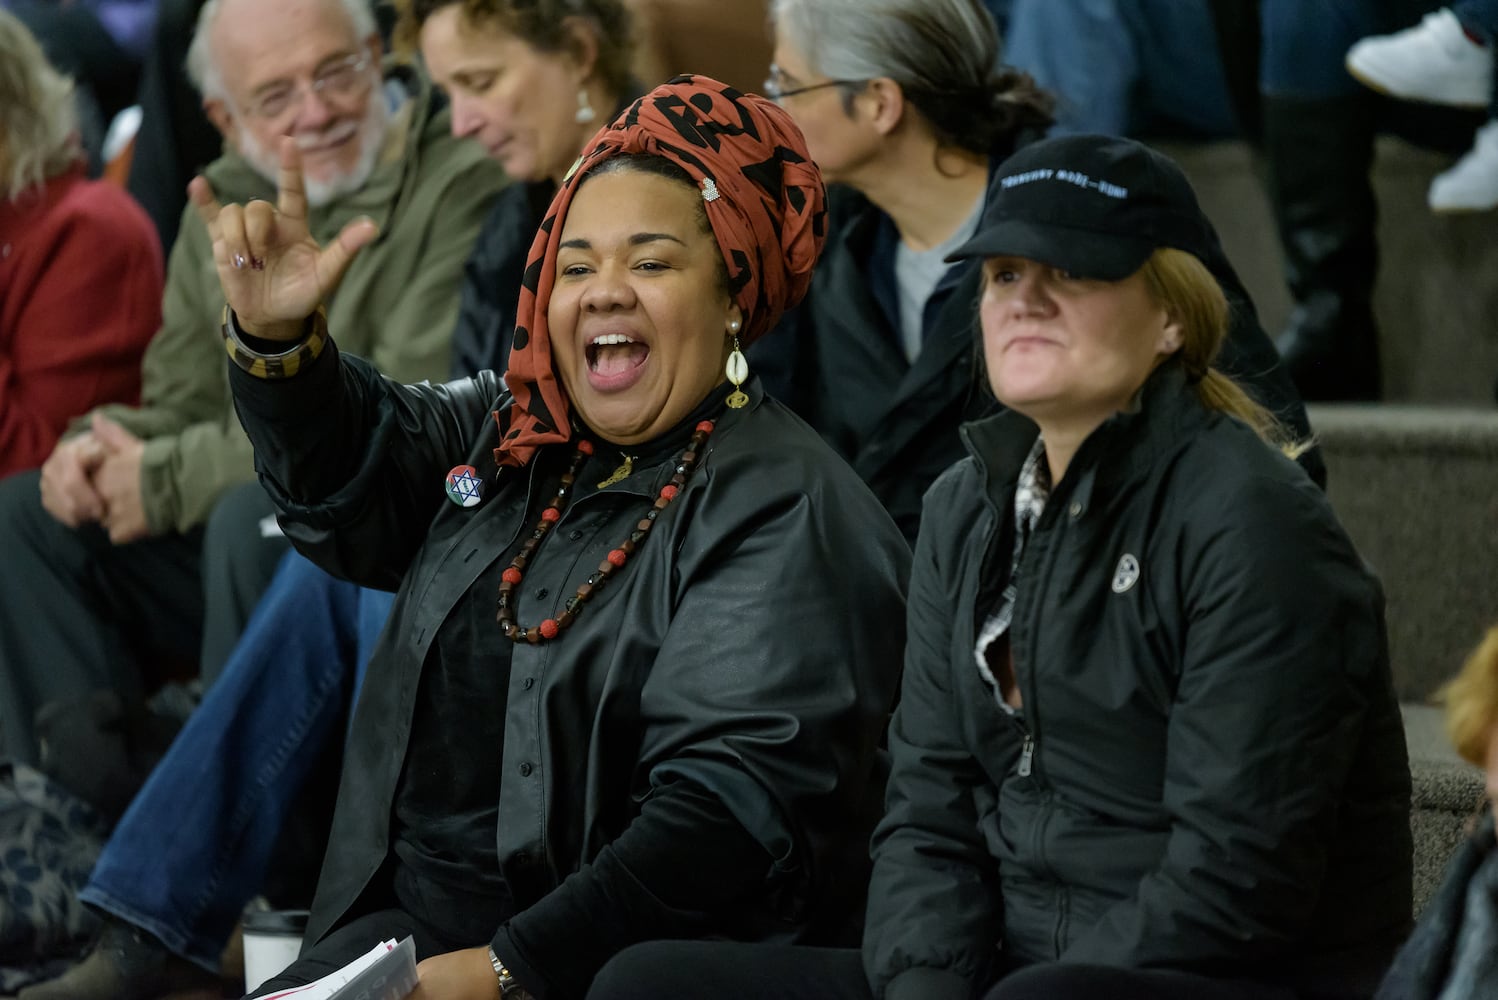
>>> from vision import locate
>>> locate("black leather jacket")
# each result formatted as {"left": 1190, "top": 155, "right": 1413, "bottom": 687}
{"left": 229, "top": 346, "right": 910, "bottom": 995}
{"left": 866, "top": 363, "right": 1409, "bottom": 1000}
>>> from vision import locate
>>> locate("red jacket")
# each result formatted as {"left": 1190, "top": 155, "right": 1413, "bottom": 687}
{"left": 0, "top": 167, "right": 163, "bottom": 476}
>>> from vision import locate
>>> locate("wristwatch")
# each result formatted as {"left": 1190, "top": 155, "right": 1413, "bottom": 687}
{"left": 487, "top": 945, "right": 532, "bottom": 999}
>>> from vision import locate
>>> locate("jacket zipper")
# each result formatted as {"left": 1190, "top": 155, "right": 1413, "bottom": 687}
{"left": 1017, "top": 733, "right": 1035, "bottom": 777}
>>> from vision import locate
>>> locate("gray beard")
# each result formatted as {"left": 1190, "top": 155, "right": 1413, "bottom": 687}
{"left": 237, "top": 85, "right": 391, "bottom": 207}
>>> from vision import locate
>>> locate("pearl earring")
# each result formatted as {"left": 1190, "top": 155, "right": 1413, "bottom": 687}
{"left": 575, "top": 88, "right": 596, "bottom": 124}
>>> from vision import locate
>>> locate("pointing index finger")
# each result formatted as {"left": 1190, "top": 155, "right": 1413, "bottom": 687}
{"left": 276, "top": 136, "right": 309, "bottom": 221}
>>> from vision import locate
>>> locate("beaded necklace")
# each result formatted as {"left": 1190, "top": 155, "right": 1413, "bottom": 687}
{"left": 496, "top": 419, "right": 716, "bottom": 644}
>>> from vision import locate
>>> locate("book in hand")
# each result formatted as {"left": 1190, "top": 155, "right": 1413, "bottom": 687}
{"left": 258, "top": 936, "right": 419, "bottom": 1000}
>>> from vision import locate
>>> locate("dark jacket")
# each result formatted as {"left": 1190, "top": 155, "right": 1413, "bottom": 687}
{"left": 229, "top": 347, "right": 909, "bottom": 995}
{"left": 864, "top": 362, "right": 1409, "bottom": 1000}
{"left": 1377, "top": 814, "right": 1498, "bottom": 1000}
{"left": 448, "top": 180, "right": 554, "bottom": 380}
{"left": 778, "top": 178, "right": 1323, "bottom": 544}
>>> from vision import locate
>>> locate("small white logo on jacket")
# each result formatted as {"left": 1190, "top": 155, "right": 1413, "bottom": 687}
{"left": 1111, "top": 554, "right": 1140, "bottom": 594}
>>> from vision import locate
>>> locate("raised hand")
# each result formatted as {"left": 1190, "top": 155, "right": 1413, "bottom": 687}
{"left": 188, "top": 136, "right": 379, "bottom": 341}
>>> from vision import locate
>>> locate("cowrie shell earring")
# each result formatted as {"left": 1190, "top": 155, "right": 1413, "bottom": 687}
{"left": 725, "top": 319, "right": 748, "bottom": 409}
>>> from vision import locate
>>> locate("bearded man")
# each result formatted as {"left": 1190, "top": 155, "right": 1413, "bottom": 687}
{"left": 0, "top": 0, "right": 507, "bottom": 763}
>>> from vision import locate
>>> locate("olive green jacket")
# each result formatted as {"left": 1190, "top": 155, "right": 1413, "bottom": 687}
{"left": 87, "top": 66, "right": 507, "bottom": 534}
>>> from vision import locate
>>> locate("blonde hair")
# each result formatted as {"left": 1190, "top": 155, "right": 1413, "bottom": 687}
{"left": 1439, "top": 626, "right": 1498, "bottom": 767}
{"left": 1139, "top": 247, "right": 1308, "bottom": 460}
{"left": 0, "top": 9, "right": 80, "bottom": 199}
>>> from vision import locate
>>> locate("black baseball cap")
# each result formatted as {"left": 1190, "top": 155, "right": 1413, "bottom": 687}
{"left": 946, "top": 134, "right": 1216, "bottom": 281}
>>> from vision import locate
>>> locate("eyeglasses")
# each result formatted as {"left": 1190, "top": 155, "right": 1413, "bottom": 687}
{"left": 761, "top": 66, "right": 864, "bottom": 103}
{"left": 245, "top": 52, "right": 374, "bottom": 120}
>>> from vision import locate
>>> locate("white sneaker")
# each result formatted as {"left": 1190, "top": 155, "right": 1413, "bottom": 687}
{"left": 1429, "top": 119, "right": 1498, "bottom": 211}
{"left": 1346, "top": 8, "right": 1493, "bottom": 108}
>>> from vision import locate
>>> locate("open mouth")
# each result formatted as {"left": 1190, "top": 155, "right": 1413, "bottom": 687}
{"left": 586, "top": 333, "right": 650, "bottom": 382}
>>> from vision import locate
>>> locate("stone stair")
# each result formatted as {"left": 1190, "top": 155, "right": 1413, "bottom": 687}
{"left": 1310, "top": 403, "right": 1498, "bottom": 912}
{"left": 1162, "top": 137, "right": 1498, "bottom": 406}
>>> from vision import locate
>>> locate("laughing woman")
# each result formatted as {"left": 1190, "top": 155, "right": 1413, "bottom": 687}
{"left": 194, "top": 77, "right": 908, "bottom": 999}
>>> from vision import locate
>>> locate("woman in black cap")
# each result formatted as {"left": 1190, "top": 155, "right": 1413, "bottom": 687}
{"left": 588, "top": 134, "right": 1412, "bottom": 1000}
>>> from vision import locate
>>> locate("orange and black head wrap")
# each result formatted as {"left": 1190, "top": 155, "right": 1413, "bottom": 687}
{"left": 493, "top": 74, "right": 827, "bottom": 468}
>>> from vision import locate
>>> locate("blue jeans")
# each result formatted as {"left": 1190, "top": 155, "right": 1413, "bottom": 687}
{"left": 1454, "top": 0, "right": 1498, "bottom": 45}
{"left": 1002, "top": 0, "right": 1238, "bottom": 137}
{"left": 1260, "top": 0, "right": 1451, "bottom": 97}
{"left": 79, "top": 553, "right": 394, "bottom": 970}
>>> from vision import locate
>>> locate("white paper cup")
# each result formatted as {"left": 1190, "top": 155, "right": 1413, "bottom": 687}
{"left": 242, "top": 908, "right": 309, "bottom": 993}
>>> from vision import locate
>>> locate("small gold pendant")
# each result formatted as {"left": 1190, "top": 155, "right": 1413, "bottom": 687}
{"left": 597, "top": 454, "right": 633, "bottom": 488}
{"left": 726, "top": 390, "right": 749, "bottom": 409}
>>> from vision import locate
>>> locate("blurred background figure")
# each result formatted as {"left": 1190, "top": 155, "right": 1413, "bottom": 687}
{"left": 1377, "top": 625, "right": 1498, "bottom": 999}
{"left": 1002, "top": 0, "right": 1239, "bottom": 138}
{"left": 0, "top": 8, "right": 162, "bottom": 481}
{"left": 623, "top": 0, "right": 769, "bottom": 94}
{"left": 1347, "top": 3, "right": 1498, "bottom": 212}
{"left": 1, "top": 0, "right": 157, "bottom": 172}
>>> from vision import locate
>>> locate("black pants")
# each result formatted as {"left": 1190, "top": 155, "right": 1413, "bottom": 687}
{"left": 0, "top": 470, "right": 201, "bottom": 764}
{"left": 0, "top": 472, "right": 282, "bottom": 763}
{"left": 586, "top": 942, "right": 1298, "bottom": 1000}
{"left": 198, "top": 482, "right": 290, "bottom": 687}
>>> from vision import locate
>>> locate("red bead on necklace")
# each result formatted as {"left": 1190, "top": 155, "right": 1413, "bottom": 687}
{"left": 495, "top": 420, "right": 716, "bottom": 644}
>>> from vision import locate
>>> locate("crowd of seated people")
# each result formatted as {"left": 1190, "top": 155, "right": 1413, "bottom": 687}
{"left": 0, "top": 0, "right": 1486, "bottom": 998}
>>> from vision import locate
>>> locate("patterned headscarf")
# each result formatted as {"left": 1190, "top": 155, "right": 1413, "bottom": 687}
{"left": 494, "top": 74, "right": 827, "bottom": 468}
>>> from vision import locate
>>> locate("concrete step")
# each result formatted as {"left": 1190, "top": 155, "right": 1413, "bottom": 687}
{"left": 1311, "top": 404, "right": 1498, "bottom": 701}
{"left": 1402, "top": 704, "right": 1483, "bottom": 915}
{"left": 1161, "top": 138, "right": 1498, "bottom": 405}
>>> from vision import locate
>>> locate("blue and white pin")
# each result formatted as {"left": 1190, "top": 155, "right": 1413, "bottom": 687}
{"left": 445, "top": 464, "right": 484, "bottom": 508}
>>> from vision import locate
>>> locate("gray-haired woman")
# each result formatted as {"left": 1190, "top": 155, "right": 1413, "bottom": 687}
{"left": 757, "top": 0, "right": 1318, "bottom": 542}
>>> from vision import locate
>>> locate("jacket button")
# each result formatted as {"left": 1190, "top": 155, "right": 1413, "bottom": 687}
{"left": 522, "top": 677, "right": 534, "bottom": 690}
{"left": 1069, "top": 501, "right": 1084, "bottom": 518}
{"left": 534, "top": 587, "right": 548, "bottom": 599}
{"left": 569, "top": 529, "right": 584, "bottom": 541}
{"left": 518, "top": 762, "right": 533, "bottom": 777}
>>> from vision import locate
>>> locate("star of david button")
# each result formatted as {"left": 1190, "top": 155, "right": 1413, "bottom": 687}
{"left": 445, "top": 464, "right": 484, "bottom": 508}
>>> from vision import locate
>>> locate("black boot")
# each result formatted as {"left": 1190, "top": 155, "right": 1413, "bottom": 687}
{"left": 15, "top": 918, "right": 220, "bottom": 1000}
{"left": 1261, "top": 92, "right": 1383, "bottom": 401}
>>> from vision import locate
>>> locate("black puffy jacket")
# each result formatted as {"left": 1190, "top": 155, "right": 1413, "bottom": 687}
{"left": 865, "top": 362, "right": 1410, "bottom": 1000}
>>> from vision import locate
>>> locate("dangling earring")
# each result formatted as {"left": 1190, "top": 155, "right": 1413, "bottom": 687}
{"left": 575, "top": 88, "right": 596, "bottom": 124}
{"left": 725, "top": 319, "right": 748, "bottom": 409}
